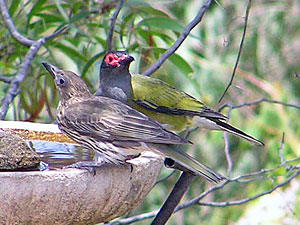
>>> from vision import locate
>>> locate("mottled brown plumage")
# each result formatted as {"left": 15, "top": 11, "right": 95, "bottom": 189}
{"left": 42, "top": 62, "right": 225, "bottom": 183}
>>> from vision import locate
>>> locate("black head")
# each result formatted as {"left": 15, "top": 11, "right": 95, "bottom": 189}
{"left": 101, "top": 51, "right": 135, "bottom": 71}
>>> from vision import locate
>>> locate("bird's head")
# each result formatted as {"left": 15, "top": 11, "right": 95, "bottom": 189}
{"left": 42, "top": 62, "right": 91, "bottom": 102}
{"left": 101, "top": 51, "right": 135, "bottom": 72}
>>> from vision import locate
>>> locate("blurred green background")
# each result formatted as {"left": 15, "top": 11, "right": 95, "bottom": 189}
{"left": 0, "top": 0, "right": 299, "bottom": 224}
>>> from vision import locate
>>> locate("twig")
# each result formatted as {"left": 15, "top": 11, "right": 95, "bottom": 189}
{"left": 218, "top": 98, "right": 300, "bottom": 112}
{"left": 224, "top": 133, "right": 232, "bottom": 178}
{"left": 0, "top": 0, "right": 67, "bottom": 119}
{"left": 0, "top": 40, "right": 45, "bottom": 119}
{"left": 0, "top": 0, "right": 34, "bottom": 46}
{"left": 278, "top": 132, "right": 289, "bottom": 170}
{"left": 218, "top": 0, "right": 252, "bottom": 103}
{"left": 107, "top": 0, "right": 124, "bottom": 52}
{"left": 151, "top": 172, "right": 195, "bottom": 225}
{"left": 0, "top": 75, "right": 13, "bottom": 83}
{"left": 45, "top": 25, "right": 68, "bottom": 41}
{"left": 154, "top": 170, "right": 176, "bottom": 185}
{"left": 223, "top": 109, "right": 233, "bottom": 177}
{"left": 107, "top": 158, "right": 300, "bottom": 224}
{"left": 107, "top": 210, "right": 159, "bottom": 225}
{"left": 197, "top": 168, "right": 300, "bottom": 207}
{"left": 151, "top": 129, "right": 196, "bottom": 224}
{"left": 142, "top": 0, "right": 213, "bottom": 76}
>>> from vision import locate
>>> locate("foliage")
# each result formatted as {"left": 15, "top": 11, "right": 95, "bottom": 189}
{"left": 0, "top": 0, "right": 299, "bottom": 224}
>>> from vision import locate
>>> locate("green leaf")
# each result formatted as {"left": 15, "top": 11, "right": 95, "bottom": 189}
{"left": 137, "top": 28, "right": 174, "bottom": 45}
{"left": 9, "top": 0, "right": 20, "bottom": 17}
{"left": 136, "top": 6, "right": 169, "bottom": 17}
{"left": 34, "top": 13, "right": 65, "bottom": 23}
{"left": 81, "top": 52, "right": 105, "bottom": 78}
{"left": 94, "top": 36, "right": 106, "bottom": 49}
{"left": 69, "top": 11, "right": 91, "bottom": 24}
{"left": 54, "top": 43, "right": 87, "bottom": 62}
{"left": 136, "top": 17, "right": 184, "bottom": 34}
{"left": 151, "top": 48, "right": 194, "bottom": 74}
{"left": 27, "top": 0, "right": 47, "bottom": 24}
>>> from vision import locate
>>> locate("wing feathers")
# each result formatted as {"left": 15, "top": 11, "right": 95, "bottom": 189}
{"left": 62, "top": 97, "right": 188, "bottom": 145}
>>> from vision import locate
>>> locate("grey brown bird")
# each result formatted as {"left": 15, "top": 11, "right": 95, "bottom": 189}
{"left": 96, "top": 51, "right": 264, "bottom": 146}
{"left": 42, "top": 62, "right": 225, "bottom": 183}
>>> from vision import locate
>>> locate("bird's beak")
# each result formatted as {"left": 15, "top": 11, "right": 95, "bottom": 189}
{"left": 42, "top": 62, "right": 60, "bottom": 79}
{"left": 125, "top": 55, "right": 135, "bottom": 63}
{"left": 119, "top": 54, "right": 135, "bottom": 66}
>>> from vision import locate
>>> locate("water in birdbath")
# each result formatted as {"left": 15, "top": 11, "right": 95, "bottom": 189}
{"left": 29, "top": 141, "right": 95, "bottom": 170}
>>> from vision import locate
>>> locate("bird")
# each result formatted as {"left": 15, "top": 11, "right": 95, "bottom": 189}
{"left": 42, "top": 62, "right": 225, "bottom": 183}
{"left": 96, "top": 51, "right": 264, "bottom": 146}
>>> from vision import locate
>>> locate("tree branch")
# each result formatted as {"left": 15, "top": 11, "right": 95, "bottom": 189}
{"left": 154, "top": 170, "right": 176, "bottom": 185}
{"left": 218, "top": 98, "right": 300, "bottom": 112}
{"left": 197, "top": 168, "right": 300, "bottom": 207}
{"left": 218, "top": 0, "right": 252, "bottom": 103}
{"left": 44, "top": 25, "right": 68, "bottom": 41}
{"left": 223, "top": 109, "right": 233, "bottom": 177}
{"left": 278, "top": 132, "right": 289, "bottom": 170}
{"left": 0, "top": 75, "right": 13, "bottom": 83}
{"left": 107, "top": 0, "right": 124, "bottom": 52}
{"left": 151, "top": 172, "right": 195, "bottom": 225}
{"left": 0, "top": 0, "right": 67, "bottom": 120}
{"left": 142, "top": 0, "right": 213, "bottom": 76}
{"left": 0, "top": 0, "right": 34, "bottom": 46}
{"left": 108, "top": 153, "right": 300, "bottom": 224}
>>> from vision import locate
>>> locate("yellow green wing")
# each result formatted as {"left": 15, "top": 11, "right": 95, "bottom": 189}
{"left": 131, "top": 74, "right": 206, "bottom": 114}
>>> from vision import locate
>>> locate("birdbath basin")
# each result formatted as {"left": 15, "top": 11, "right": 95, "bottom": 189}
{"left": 0, "top": 120, "right": 163, "bottom": 224}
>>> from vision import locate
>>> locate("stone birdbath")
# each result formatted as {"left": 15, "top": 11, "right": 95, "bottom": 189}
{"left": 0, "top": 120, "right": 163, "bottom": 224}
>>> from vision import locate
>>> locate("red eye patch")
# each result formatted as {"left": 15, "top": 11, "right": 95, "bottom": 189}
{"left": 105, "top": 53, "right": 120, "bottom": 66}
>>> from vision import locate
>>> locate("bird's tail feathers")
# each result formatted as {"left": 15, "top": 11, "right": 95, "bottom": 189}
{"left": 153, "top": 144, "right": 226, "bottom": 183}
{"left": 214, "top": 120, "right": 264, "bottom": 146}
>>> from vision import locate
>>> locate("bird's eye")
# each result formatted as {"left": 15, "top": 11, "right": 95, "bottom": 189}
{"left": 108, "top": 56, "right": 113, "bottom": 62}
{"left": 56, "top": 75, "right": 67, "bottom": 87}
{"left": 59, "top": 78, "right": 65, "bottom": 85}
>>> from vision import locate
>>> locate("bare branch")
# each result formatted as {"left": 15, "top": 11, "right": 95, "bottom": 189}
{"left": 151, "top": 172, "right": 195, "bottom": 225}
{"left": 218, "top": 0, "right": 252, "bottom": 103}
{"left": 223, "top": 109, "right": 233, "bottom": 177}
{"left": 107, "top": 157, "right": 300, "bottom": 224}
{"left": 142, "top": 0, "right": 213, "bottom": 76}
{"left": 0, "top": 75, "right": 13, "bottom": 83}
{"left": 218, "top": 98, "right": 300, "bottom": 112}
{"left": 0, "top": 40, "right": 44, "bottom": 119}
{"left": 0, "top": 0, "right": 67, "bottom": 119}
{"left": 45, "top": 25, "right": 69, "bottom": 41}
{"left": 106, "top": 210, "right": 158, "bottom": 225}
{"left": 278, "top": 132, "right": 290, "bottom": 171}
{"left": 151, "top": 128, "right": 196, "bottom": 224}
{"left": 198, "top": 168, "right": 300, "bottom": 207}
{"left": 107, "top": 0, "right": 124, "bottom": 52}
{"left": 154, "top": 170, "right": 176, "bottom": 185}
{"left": 175, "top": 180, "right": 230, "bottom": 212}
{"left": 0, "top": 0, "right": 34, "bottom": 46}
{"left": 224, "top": 133, "right": 233, "bottom": 177}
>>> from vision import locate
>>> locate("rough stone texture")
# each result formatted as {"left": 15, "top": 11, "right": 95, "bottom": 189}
{"left": 0, "top": 152, "right": 163, "bottom": 225}
{"left": 0, "top": 132, "right": 41, "bottom": 170}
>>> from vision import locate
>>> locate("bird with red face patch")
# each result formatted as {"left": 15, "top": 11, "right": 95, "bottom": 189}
{"left": 42, "top": 62, "right": 225, "bottom": 183}
{"left": 96, "top": 51, "right": 264, "bottom": 146}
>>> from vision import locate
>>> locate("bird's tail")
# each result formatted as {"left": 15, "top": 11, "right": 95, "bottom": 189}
{"left": 150, "top": 144, "right": 226, "bottom": 183}
{"left": 213, "top": 119, "right": 264, "bottom": 146}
